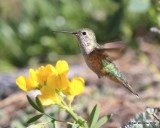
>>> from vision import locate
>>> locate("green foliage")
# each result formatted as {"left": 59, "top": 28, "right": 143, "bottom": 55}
{"left": 89, "top": 104, "right": 100, "bottom": 128}
{"left": 26, "top": 95, "right": 111, "bottom": 128}
{"left": 27, "top": 114, "right": 44, "bottom": 124}
{"left": 26, "top": 95, "right": 56, "bottom": 127}
{"left": 125, "top": 107, "right": 160, "bottom": 128}
{"left": 36, "top": 96, "right": 44, "bottom": 113}
{"left": 94, "top": 115, "right": 111, "bottom": 128}
{"left": 0, "top": 0, "right": 159, "bottom": 69}
{"left": 89, "top": 104, "right": 111, "bottom": 128}
{"left": 27, "top": 95, "right": 44, "bottom": 113}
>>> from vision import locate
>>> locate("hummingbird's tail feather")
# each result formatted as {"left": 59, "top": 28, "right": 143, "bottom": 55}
{"left": 110, "top": 76, "right": 139, "bottom": 97}
{"left": 121, "top": 81, "right": 139, "bottom": 97}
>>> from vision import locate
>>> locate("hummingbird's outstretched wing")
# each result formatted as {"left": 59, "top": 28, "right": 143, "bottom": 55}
{"left": 101, "top": 58, "right": 138, "bottom": 97}
{"left": 96, "top": 41, "right": 126, "bottom": 60}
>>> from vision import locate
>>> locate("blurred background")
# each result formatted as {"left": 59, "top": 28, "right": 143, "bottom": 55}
{"left": 0, "top": 0, "right": 160, "bottom": 128}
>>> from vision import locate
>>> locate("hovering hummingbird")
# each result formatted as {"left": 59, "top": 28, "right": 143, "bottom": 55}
{"left": 53, "top": 28, "right": 138, "bottom": 96}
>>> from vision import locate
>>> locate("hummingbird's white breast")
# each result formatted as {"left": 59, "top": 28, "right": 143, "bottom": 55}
{"left": 77, "top": 37, "right": 95, "bottom": 55}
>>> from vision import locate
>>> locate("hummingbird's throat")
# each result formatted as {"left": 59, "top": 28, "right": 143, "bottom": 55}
{"left": 77, "top": 36, "right": 95, "bottom": 55}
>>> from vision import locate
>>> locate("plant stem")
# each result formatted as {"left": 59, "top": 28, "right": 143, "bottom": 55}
{"left": 65, "top": 106, "right": 79, "bottom": 121}
{"left": 44, "top": 113, "right": 66, "bottom": 123}
{"left": 64, "top": 106, "right": 88, "bottom": 128}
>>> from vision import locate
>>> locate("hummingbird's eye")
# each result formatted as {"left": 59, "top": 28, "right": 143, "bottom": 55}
{"left": 82, "top": 32, "right": 86, "bottom": 35}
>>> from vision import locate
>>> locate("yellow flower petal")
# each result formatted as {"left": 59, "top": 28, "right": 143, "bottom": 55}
{"left": 16, "top": 75, "right": 38, "bottom": 91}
{"left": 36, "top": 65, "right": 56, "bottom": 85}
{"left": 47, "top": 74, "right": 69, "bottom": 90}
{"left": 46, "top": 64, "right": 56, "bottom": 74}
{"left": 47, "top": 74, "right": 57, "bottom": 89}
{"left": 38, "top": 95, "right": 55, "bottom": 106}
{"left": 25, "top": 77, "right": 38, "bottom": 90}
{"left": 63, "top": 77, "right": 85, "bottom": 96}
{"left": 16, "top": 76, "right": 27, "bottom": 91}
{"left": 38, "top": 85, "right": 61, "bottom": 106}
{"left": 58, "top": 74, "right": 70, "bottom": 90}
{"left": 29, "top": 69, "right": 37, "bottom": 81}
{"left": 56, "top": 60, "right": 69, "bottom": 75}
{"left": 37, "top": 66, "right": 45, "bottom": 85}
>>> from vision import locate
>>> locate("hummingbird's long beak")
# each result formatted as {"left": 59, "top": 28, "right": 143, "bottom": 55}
{"left": 52, "top": 30, "right": 77, "bottom": 34}
{"left": 52, "top": 30, "right": 79, "bottom": 35}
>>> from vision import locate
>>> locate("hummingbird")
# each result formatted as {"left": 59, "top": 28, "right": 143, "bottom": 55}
{"left": 53, "top": 28, "right": 138, "bottom": 96}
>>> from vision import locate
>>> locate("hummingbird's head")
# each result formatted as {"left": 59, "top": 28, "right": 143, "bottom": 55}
{"left": 53, "top": 28, "right": 97, "bottom": 54}
{"left": 72, "top": 28, "right": 97, "bottom": 54}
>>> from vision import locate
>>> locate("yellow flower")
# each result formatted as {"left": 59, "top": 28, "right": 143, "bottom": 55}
{"left": 36, "top": 64, "right": 56, "bottom": 85}
{"left": 63, "top": 77, "right": 85, "bottom": 96}
{"left": 16, "top": 60, "right": 69, "bottom": 92}
{"left": 37, "top": 61, "right": 84, "bottom": 106}
{"left": 16, "top": 69, "right": 38, "bottom": 91}
{"left": 38, "top": 86, "right": 61, "bottom": 106}
{"left": 56, "top": 60, "right": 69, "bottom": 75}
{"left": 47, "top": 73, "right": 70, "bottom": 91}
{"left": 15, "top": 60, "right": 85, "bottom": 106}
{"left": 46, "top": 60, "right": 70, "bottom": 91}
{"left": 62, "top": 77, "right": 85, "bottom": 104}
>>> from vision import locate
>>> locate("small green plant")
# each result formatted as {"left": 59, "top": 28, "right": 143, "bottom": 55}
{"left": 16, "top": 60, "right": 111, "bottom": 128}
{"left": 125, "top": 107, "right": 160, "bottom": 128}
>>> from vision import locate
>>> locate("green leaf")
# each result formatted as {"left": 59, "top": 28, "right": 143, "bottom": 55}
{"left": 36, "top": 96, "right": 44, "bottom": 113}
{"left": 89, "top": 104, "right": 100, "bottom": 128}
{"left": 94, "top": 114, "right": 111, "bottom": 128}
{"left": 27, "top": 114, "right": 43, "bottom": 124}
{"left": 27, "top": 95, "right": 43, "bottom": 113}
